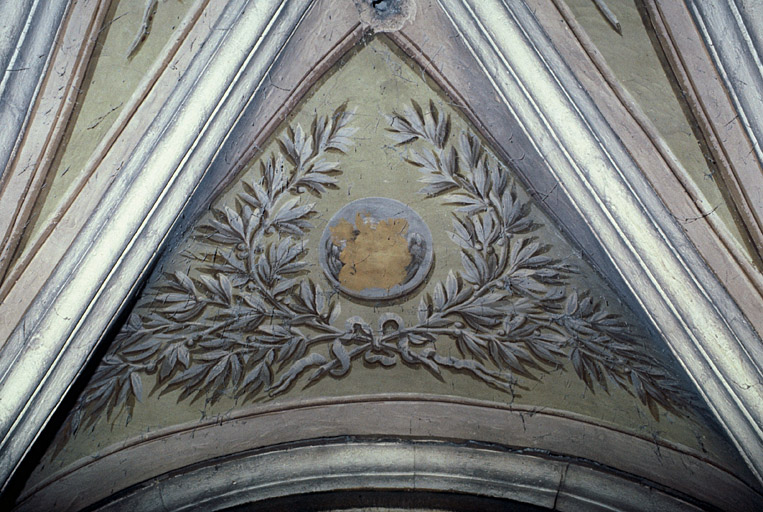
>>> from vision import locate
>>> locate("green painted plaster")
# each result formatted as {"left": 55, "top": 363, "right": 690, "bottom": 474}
{"left": 35, "top": 38, "right": 748, "bottom": 482}
{"left": 19, "top": 0, "right": 196, "bottom": 254}
{"left": 565, "top": 0, "right": 756, "bottom": 260}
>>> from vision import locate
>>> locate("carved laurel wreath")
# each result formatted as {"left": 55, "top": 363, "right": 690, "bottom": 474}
{"left": 58, "top": 101, "right": 697, "bottom": 447}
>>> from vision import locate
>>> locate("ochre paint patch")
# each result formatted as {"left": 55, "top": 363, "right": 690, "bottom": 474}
{"left": 330, "top": 213, "right": 411, "bottom": 291}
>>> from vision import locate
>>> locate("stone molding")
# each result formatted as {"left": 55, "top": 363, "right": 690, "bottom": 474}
{"left": 0, "top": 0, "right": 762, "bottom": 499}
{"left": 15, "top": 397, "right": 761, "bottom": 511}
{"left": 433, "top": 0, "right": 763, "bottom": 481}
{"left": 646, "top": 0, "right": 763, "bottom": 300}
{"left": 0, "top": 0, "right": 78, "bottom": 282}
{"left": 0, "top": 0, "right": 315, "bottom": 491}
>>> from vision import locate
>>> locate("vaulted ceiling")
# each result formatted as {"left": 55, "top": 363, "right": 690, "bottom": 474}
{"left": 1, "top": 1, "right": 761, "bottom": 510}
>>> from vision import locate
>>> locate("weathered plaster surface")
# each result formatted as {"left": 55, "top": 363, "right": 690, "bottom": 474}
{"left": 33, "top": 37, "right": 748, "bottom": 484}
{"left": 20, "top": 0, "right": 195, "bottom": 250}
{"left": 565, "top": 0, "right": 753, "bottom": 257}
{"left": 738, "top": 0, "right": 763, "bottom": 55}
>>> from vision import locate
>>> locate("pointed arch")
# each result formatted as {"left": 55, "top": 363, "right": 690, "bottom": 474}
{"left": 0, "top": 0, "right": 761, "bottom": 504}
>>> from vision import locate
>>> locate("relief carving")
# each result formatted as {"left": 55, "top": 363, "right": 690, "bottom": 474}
{"left": 56, "top": 101, "right": 698, "bottom": 449}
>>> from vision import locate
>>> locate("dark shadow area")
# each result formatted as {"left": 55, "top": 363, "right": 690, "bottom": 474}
{"left": 222, "top": 489, "right": 549, "bottom": 512}
{"left": 0, "top": 261, "right": 155, "bottom": 510}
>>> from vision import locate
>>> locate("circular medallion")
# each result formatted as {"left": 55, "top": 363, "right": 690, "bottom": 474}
{"left": 320, "top": 197, "right": 434, "bottom": 301}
